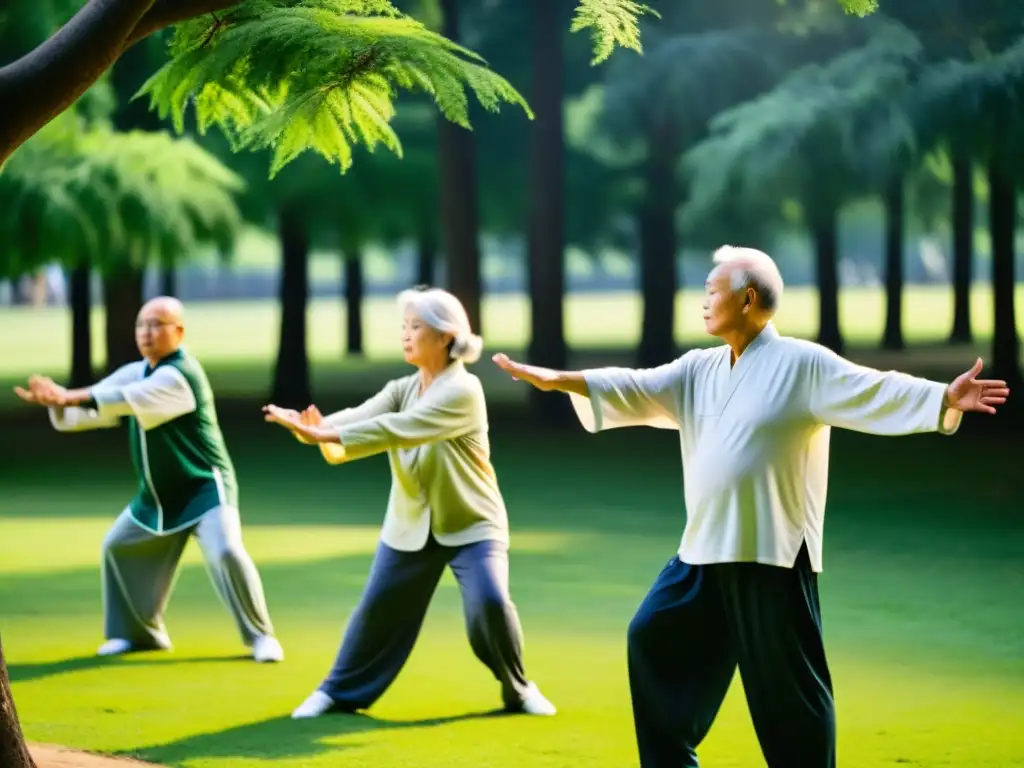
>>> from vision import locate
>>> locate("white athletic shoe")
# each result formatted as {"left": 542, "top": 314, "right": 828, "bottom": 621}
{"left": 291, "top": 690, "right": 336, "bottom": 719}
{"left": 96, "top": 638, "right": 133, "bottom": 657}
{"left": 521, "top": 682, "right": 557, "bottom": 716}
{"left": 252, "top": 635, "right": 284, "bottom": 663}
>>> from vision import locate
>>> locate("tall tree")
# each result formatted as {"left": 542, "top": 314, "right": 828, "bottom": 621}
{"left": 683, "top": 22, "right": 923, "bottom": 354}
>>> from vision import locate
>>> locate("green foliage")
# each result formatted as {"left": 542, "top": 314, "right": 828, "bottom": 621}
{"left": 915, "top": 34, "right": 1024, "bottom": 165}
{"left": 138, "top": 0, "right": 531, "bottom": 179}
{"left": 570, "top": 0, "right": 660, "bottom": 65}
{"left": 682, "top": 23, "right": 923, "bottom": 225}
{"left": 0, "top": 116, "right": 244, "bottom": 279}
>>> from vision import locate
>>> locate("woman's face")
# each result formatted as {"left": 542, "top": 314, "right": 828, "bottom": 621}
{"left": 401, "top": 307, "right": 451, "bottom": 368}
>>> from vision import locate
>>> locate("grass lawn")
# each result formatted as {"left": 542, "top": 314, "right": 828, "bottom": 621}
{"left": 2, "top": 417, "right": 1022, "bottom": 768}
{"left": 2, "top": 284, "right": 1019, "bottom": 374}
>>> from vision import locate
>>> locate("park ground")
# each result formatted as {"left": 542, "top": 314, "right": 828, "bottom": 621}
{"left": 2, "top": 288, "right": 1023, "bottom": 767}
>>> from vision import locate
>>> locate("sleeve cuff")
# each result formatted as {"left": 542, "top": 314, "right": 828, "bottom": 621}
{"left": 568, "top": 371, "right": 604, "bottom": 434}
{"left": 929, "top": 382, "right": 962, "bottom": 435}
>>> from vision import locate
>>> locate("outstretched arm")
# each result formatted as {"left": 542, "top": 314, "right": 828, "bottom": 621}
{"left": 810, "top": 353, "right": 1008, "bottom": 435}
{"left": 15, "top": 364, "right": 148, "bottom": 433}
{"left": 264, "top": 384, "right": 479, "bottom": 462}
{"left": 492, "top": 352, "right": 686, "bottom": 432}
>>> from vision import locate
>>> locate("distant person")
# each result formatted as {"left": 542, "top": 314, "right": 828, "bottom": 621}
{"left": 262, "top": 286, "right": 556, "bottom": 719}
{"left": 491, "top": 245, "right": 1009, "bottom": 768}
{"left": 14, "top": 296, "right": 283, "bottom": 664}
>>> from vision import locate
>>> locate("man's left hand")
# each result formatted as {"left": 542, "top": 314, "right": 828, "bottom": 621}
{"left": 945, "top": 358, "right": 1010, "bottom": 415}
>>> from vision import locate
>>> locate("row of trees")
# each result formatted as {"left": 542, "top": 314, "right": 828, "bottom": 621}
{"left": 0, "top": 2, "right": 808, "bottom": 764}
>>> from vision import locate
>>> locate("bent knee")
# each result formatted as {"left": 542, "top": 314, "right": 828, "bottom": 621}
{"left": 626, "top": 608, "right": 656, "bottom": 649}
{"left": 468, "top": 592, "right": 513, "bottom": 624}
{"left": 208, "top": 543, "right": 252, "bottom": 570}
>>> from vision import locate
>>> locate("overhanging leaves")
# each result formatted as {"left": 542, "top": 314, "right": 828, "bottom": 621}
{"left": 137, "top": 0, "right": 532, "bottom": 177}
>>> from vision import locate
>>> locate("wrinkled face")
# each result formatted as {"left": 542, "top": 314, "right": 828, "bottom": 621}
{"left": 702, "top": 264, "right": 752, "bottom": 337}
{"left": 135, "top": 303, "right": 183, "bottom": 360}
{"left": 401, "top": 307, "right": 451, "bottom": 368}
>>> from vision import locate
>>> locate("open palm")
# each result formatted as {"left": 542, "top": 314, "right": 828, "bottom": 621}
{"left": 946, "top": 359, "right": 1010, "bottom": 415}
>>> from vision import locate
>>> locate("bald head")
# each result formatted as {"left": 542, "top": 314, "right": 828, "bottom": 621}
{"left": 135, "top": 295, "right": 185, "bottom": 362}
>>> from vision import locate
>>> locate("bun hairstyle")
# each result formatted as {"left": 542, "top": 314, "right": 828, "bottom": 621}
{"left": 398, "top": 286, "right": 484, "bottom": 364}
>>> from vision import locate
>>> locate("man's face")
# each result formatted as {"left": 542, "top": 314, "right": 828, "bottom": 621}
{"left": 702, "top": 264, "right": 749, "bottom": 337}
{"left": 135, "top": 303, "right": 183, "bottom": 360}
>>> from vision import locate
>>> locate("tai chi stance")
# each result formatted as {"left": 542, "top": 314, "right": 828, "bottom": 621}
{"left": 15, "top": 297, "right": 283, "bottom": 663}
{"left": 263, "top": 286, "right": 555, "bottom": 718}
{"left": 493, "top": 246, "right": 1009, "bottom": 768}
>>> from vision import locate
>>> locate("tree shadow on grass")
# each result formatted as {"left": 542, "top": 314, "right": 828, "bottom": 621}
{"left": 7, "top": 651, "right": 254, "bottom": 684}
{"left": 122, "top": 709, "right": 513, "bottom": 766}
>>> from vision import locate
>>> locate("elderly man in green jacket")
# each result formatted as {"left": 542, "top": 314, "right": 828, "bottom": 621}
{"left": 15, "top": 296, "right": 283, "bottom": 663}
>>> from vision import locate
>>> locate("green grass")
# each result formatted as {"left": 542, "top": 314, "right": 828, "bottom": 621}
{"left": 2, "top": 419, "right": 1022, "bottom": 767}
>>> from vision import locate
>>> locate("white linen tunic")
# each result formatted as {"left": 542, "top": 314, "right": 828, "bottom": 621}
{"left": 570, "top": 323, "right": 960, "bottom": 572}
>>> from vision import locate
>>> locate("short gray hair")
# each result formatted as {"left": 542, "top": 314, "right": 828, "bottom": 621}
{"left": 398, "top": 286, "right": 484, "bottom": 364}
{"left": 712, "top": 245, "right": 784, "bottom": 313}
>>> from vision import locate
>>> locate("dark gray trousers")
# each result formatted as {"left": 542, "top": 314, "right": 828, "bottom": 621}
{"left": 319, "top": 535, "right": 530, "bottom": 710}
{"left": 627, "top": 543, "right": 836, "bottom": 768}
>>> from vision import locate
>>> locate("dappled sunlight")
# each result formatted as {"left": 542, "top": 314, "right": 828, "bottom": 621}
{"left": 0, "top": 519, "right": 586, "bottom": 577}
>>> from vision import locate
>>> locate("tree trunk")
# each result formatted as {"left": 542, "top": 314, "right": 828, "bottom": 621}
{"left": 68, "top": 265, "right": 93, "bottom": 387}
{"left": 0, "top": 634, "right": 37, "bottom": 768}
{"left": 986, "top": 158, "right": 1022, "bottom": 394}
{"left": 416, "top": 227, "right": 436, "bottom": 287}
{"left": 811, "top": 210, "right": 843, "bottom": 355}
{"left": 882, "top": 174, "right": 904, "bottom": 350}
{"left": 103, "top": 264, "right": 143, "bottom": 373}
{"left": 437, "top": 0, "right": 483, "bottom": 334}
{"left": 637, "top": 123, "right": 679, "bottom": 369}
{"left": 343, "top": 249, "right": 364, "bottom": 357}
{"left": 526, "top": 0, "right": 571, "bottom": 425}
{"left": 949, "top": 150, "right": 973, "bottom": 343}
{"left": 160, "top": 266, "right": 176, "bottom": 298}
{"left": 271, "top": 206, "right": 311, "bottom": 408}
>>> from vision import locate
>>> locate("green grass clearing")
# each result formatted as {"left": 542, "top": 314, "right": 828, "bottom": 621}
{"left": 2, "top": 420, "right": 1022, "bottom": 767}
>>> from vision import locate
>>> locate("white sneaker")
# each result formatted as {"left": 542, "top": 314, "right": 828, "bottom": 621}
{"left": 96, "top": 638, "right": 133, "bottom": 657}
{"left": 252, "top": 635, "right": 284, "bottom": 663}
{"left": 521, "top": 682, "right": 557, "bottom": 716}
{"left": 291, "top": 690, "right": 336, "bottom": 719}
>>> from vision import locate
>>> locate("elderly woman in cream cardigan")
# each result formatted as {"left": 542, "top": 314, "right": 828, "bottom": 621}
{"left": 263, "top": 286, "right": 556, "bottom": 719}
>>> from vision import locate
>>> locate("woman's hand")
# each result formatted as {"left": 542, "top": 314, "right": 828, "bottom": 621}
{"left": 263, "top": 403, "right": 334, "bottom": 444}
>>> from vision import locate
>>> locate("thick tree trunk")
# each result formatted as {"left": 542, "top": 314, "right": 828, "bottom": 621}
{"left": 526, "top": 0, "right": 571, "bottom": 425}
{"left": 882, "top": 174, "right": 904, "bottom": 351}
{"left": 160, "top": 266, "right": 176, "bottom": 298}
{"left": 271, "top": 206, "right": 311, "bottom": 408}
{"left": 811, "top": 210, "right": 843, "bottom": 355}
{"left": 343, "top": 249, "right": 364, "bottom": 357}
{"left": 986, "top": 159, "right": 1022, "bottom": 394}
{"left": 68, "top": 265, "right": 93, "bottom": 387}
{"left": 103, "top": 264, "right": 144, "bottom": 373}
{"left": 949, "top": 150, "right": 973, "bottom": 343}
{"left": 637, "top": 124, "right": 679, "bottom": 369}
{"left": 437, "top": 0, "right": 483, "bottom": 334}
{"left": 0, "top": 635, "right": 37, "bottom": 768}
{"left": 416, "top": 228, "right": 436, "bottom": 287}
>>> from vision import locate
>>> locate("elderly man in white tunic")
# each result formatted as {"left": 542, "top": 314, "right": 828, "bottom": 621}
{"left": 493, "top": 245, "right": 1009, "bottom": 768}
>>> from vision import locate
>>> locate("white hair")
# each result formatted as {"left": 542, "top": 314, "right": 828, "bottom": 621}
{"left": 712, "top": 245, "right": 784, "bottom": 313}
{"left": 398, "top": 286, "right": 483, "bottom": 364}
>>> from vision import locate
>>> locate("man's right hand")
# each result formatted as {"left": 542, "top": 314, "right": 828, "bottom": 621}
{"left": 14, "top": 375, "right": 66, "bottom": 406}
{"left": 492, "top": 354, "right": 561, "bottom": 391}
